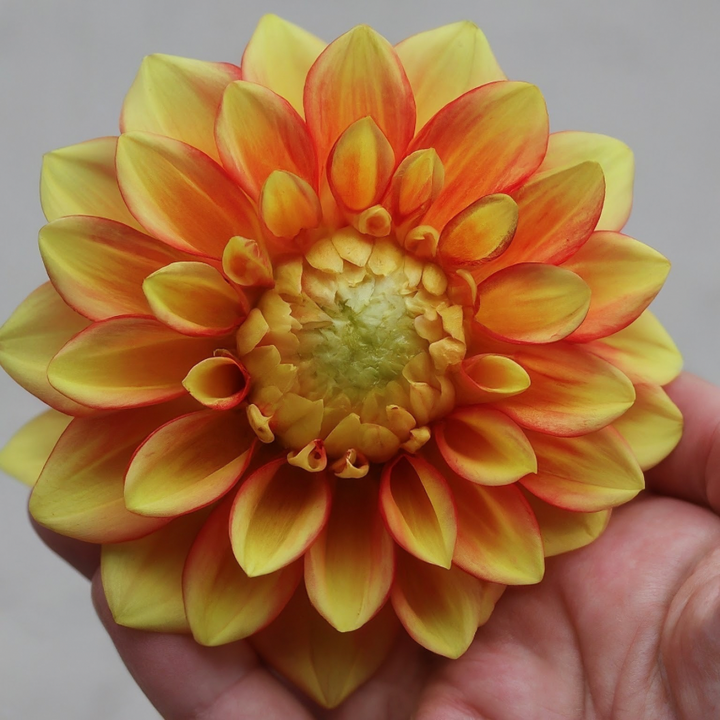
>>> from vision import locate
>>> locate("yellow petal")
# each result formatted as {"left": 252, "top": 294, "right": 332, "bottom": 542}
{"left": 304, "top": 25, "right": 415, "bottom": 165}
{"left": 305, "top": 481, "right": 394, "bottom": 632}
{"left": 216, "top": 80, "right": 318, "bottom": 199}
{"left": 184, "top": 499, "right": 302, "bottom": 646}
{"left": 436, "top": 406, "right": 537, "bottom": 485}
{"left": 222, "top": 236, "right": 274, "bottom": 288}
{"left": 396, "top": 21, "right": 505, "bottom": 131}
{"left": 143, "top": 261, "right": 245, "bottom": 336}
{"left": 252, "top": 587, "right": 399, "bottom": 709}
{"left": 522, "top": 490, "right": 611, "bottom": 558}
{"left": 386, "top": 149, "right": 444, "bottom": 225}
{"left": 328, "top": 117, "right": 395, "bottom": 212}
{"left": 241, "top": 14, "right": 326, "bottom": 117}
{"left": 29, "top": 403, "right": 190, "bottom": 542}
{"left": 182, "top": 353, "right": 249, "bottom": 410}
{"left": 259, "top": 170, "right": 322, "bottom": 240}
{"left": 613, "top": 383, "right": 683, "bottom": 470}
{"left": 563, "top": 231, "right": 671, "bottom": 342}
{"left": 380, "top": 454, "right": 457, "bottom": 568}
{"left": 121, "top": 54, "right": 242, "bottom": 162}
{"left": 538, "top": 131, "right": 634, "bottom": 231}
{"left": 497, "top": 343, "right": 636, "bottom": 436}
{"left": 0, "top": 410, "right": 71, "bottom": 487}
{"left": 40, "top": 137, "right": 143, "bottom": 229}
{"left": 409, "top": 82, "right": 548, "bottom": 231}
{"left": 521, "top": 427, "right": 644, "bottom": 512}
{"left": 102, "top": 511, "right": 208, "bottom": 632}
{"left": 0, "top": 283, "right": 92, "bottom": 415}
{"left": 453, "top": 353, "right": 530, "bottom": 404}
{"left": 391, "top": 551, "right": 497, "bottom": 658}
{"left": 47, "top": 317, "right": 218, "bottom": 410}
{"left": 39, "top": 216, "right": 183, "bottom": 321}
{"left": 230, "top": 459, "right": 331, "bottom": 576}
{"left": 588, "top": 310, "right": 683, "bottom": 385}
{"left": 125, "top": 410, "right": 255, "bottom": 517}
{"left": 437, "top": 194, "right": 518, "bottom": 267}
{"left": 116, "top": 132, "right": 259, "bottom": 258}
{"left": 475, "top": 263, "right": 591, "bottom": 343}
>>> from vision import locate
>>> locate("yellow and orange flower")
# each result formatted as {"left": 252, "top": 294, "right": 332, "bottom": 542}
{"left": 0, "top": 16, "right": 683, "bottom": 708}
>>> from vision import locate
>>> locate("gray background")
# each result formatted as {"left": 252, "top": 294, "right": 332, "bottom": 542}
{"left": 0, "top": 0, "right": 718, "bottom": 717}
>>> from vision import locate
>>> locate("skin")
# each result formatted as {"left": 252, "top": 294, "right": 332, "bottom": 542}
{"left": 34, "top": 372, "right": 720, "bottom": 720}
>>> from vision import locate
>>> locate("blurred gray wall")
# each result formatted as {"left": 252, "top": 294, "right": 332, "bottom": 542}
{"left": 1, "top": 0, "right": 718, "bottom": 717}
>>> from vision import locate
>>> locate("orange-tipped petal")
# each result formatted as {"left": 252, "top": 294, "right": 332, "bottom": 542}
{"left": 587, "top": 310, "right": 683, "bottom": 385}
{"left": 613, "top": 383, "right": 683, "bottom": 471}
{"left": 305, "top": 480, "right": 394, "bottom": 632}
{"left": 522, "top": 490, "right": 611, "bottom": 558}
{"left": 230, "top": 459, "right": 331, "bottom": 577}
{"left": 563, "top": 231, "right": 671, "bottom": 342}
{"left": 40, "top": 137, "right": 143, "bottom": 229}
{"left": 116, "top": 132, "right": 259, "bottom": 258}
{"left": 492, "top": 161, "right": 605, "bottom": 269}
{"left": 453, "top": 353, "right": 530, "bottom": 404}
{"left": 47, "top": 317, "right": 218, "bottom": 410}
{"left": 437, "top": 194, "right": 518, "bottom": 267}
{"left": 521, "top": 427, "right": 644, "bottom": 512}
{"left": 222, "top": 236, "right": 274, "bottom": 288}
{"left": 241, "top": 14, "right": 326, "bottom": 117}
{"left": 259, "top": 170, "right": 322, "bottom": 240}
{"left": 0, "top": 410, "right": 71, "bottom": 487}
{"left": 143, "top": 261, "right": 245, "bottom": 336}
{"left": 252, "top": 587, "right": 399, "bottom": 709}
{"left": 125, "top": 411, "right": 255, "bottom": 517}
{"left": 102, "top": 511, "right": 208, "bottom": 632}
{"left": 184, "top": 500, "right": 302, "bottom": 646}
{"left": 380, "top": 454, "right": 457, "bottom": 568}
{"left": 328, "top": 117, "right": 395, "bottom": 212}
{"left": 538, "top": 131, "right": 634, "bottom": 231}
{"left": 29, "top": 403, "right": 190, "bottom": 542}
{"left": 39, "top": 216, "right": 183, "bottom": 321}
{"left": 391, "top": 551, "right": 496, "bottom": 658}
{"left": 409, "top": 82, "right": 548, "bottom": 231}
{"left": 386, "top": 149, "right": 444, "bottom": 224}
{"left": 448, "top": 475, "right": 545, "bottom": 585}
{"left": 182, "top": 353, "right": 249, "bottom": 410}
{"left": 121, "top": 54, "right": 242, "bottom": 162}
{"left": 216, "top": 80, "right": 318, "bottom": 199}
{"left": 0, "top": 283, "right": 92, "bottom": 415}
{"left": 496, "top": 342, "right": 636, "bottom": 436}
{"left": 396, "top": 21, "right": 505, "bottom": 131}
{"left": 475, "top": 263, "right": 591, "bottom": 343}
{"left": 304, "top": 25, "right": 415, "bottom": 165}
{"left": 436, "top": 406, "right": 536, "bottom": 486}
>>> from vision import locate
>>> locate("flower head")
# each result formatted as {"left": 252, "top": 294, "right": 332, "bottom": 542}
{"left": 0, "top": 15, "right": 683, "bottom": 708}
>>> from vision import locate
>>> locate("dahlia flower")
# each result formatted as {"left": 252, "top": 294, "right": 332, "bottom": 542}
{"left": 0, "top": 15, "right": 683, "bottom": 708}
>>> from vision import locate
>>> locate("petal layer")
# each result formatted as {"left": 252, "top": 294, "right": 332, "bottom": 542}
{"left": 183, "top": 500, "right": 302, "bottom": 645}
{"left": 396, "top": 21, "right": 505, "bottom": 131}
{"left": 253, "top": 588, "right": 399, "bottom": 709}
{"left": 125, "top": 410, "right": 255, "bottom": 517}
{"left": 305, "top": 480, "right": 394, "bottom": 632}
{"left": 47, "top": 317, "right": 217, "bottom": 410}
{"left": 0, "top": 410, "right": 71, "bottom": 487}
{"left": 116, "top": 132, "right": 259, "bottom": 258}
{"left": 121, "top": 54, "right": 242, "bottom": 161}
{"left": 409, "top": 82, "right": 548, "bottom": 230}
{"left": 0, "top": 283, "right": 92, "bottom": 415}
{"left": 230, "top": 460, "right": 331, "bottom": 576}
{"left": 39, "top": 216, "right": 183, "bottom": 321}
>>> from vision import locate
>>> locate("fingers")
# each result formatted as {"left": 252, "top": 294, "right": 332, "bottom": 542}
{"left": 30, "top": 513, "right": 100, "bottom": 579}
{"left": 645, "top": 373, "right": 720, "bottom": 513}
{"left": 91, "top": 574, "right": 314, "bottom": 720}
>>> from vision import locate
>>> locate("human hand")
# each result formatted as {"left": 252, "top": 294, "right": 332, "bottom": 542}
{"left": 35, "top": 372, "right": 720, "bottom": 719}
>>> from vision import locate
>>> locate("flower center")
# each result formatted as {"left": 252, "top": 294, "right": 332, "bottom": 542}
{"left": 235, "top": 229, "right": 467, "bottom": 474}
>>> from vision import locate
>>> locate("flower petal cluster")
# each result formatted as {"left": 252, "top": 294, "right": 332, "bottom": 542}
{"left": 0, "top": 16, "right": 683, "bottom": 708}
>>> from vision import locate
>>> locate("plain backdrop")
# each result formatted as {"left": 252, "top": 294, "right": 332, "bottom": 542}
{"left": 0, "top": 0, "right": 718, "bottom": 717}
